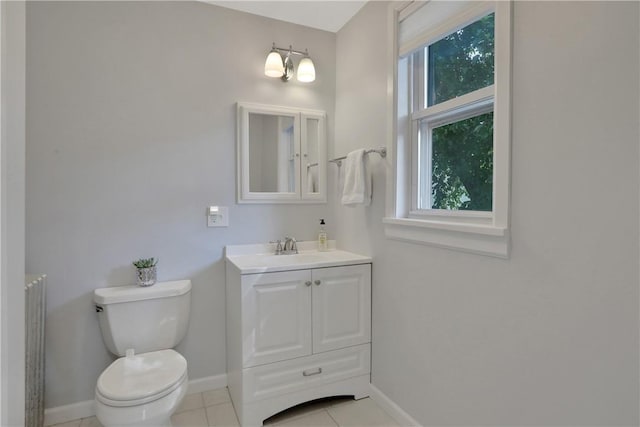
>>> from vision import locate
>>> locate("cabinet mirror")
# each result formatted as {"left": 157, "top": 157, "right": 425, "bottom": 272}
{"left": 237, "top": 103, "right": 326, "bottom": 203}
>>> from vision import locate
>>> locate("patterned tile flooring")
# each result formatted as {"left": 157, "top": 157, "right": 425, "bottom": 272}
{"left": 51, "top": 387, "right": 400, "bottom": 427}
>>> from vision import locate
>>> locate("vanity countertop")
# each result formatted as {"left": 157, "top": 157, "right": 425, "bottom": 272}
{"left": 225, "top": 241, "right": 371, "bottom": 274}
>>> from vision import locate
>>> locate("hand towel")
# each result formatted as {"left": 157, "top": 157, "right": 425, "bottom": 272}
{"left": 306, "top": 166, "right": 316, "bottom": 193}
{"left": 341, "top": 149, "right": 371, "bottom": 206}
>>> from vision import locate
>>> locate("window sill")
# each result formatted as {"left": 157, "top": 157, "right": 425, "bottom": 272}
{"left": 382, "top": 217, "right": 510, "bottom": 258}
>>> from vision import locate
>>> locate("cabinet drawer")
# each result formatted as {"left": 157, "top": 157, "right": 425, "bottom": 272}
{"left": 243, "top": 344, "right": 370, "bottom": 403}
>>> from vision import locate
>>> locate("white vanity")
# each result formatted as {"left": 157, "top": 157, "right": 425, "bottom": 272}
{"left": 225, "top": 242, "right": 372, "bottom": 426}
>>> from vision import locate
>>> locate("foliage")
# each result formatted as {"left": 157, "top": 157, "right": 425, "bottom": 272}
{"left": 133, "top": 257, "right": 158, "bottom": 269}
{"left": 431, "top": 113, "right": 493, "bottom": 211}
{"left": 427, "top": 13, "right": 495, "bottom": 211}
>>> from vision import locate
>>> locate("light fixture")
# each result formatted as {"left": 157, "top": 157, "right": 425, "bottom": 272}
{"left": 264, "top": 44, "right": 285, "bottom": 78}
{"left": 264, "top": 43, "right": 316, "bottom": 83}
{"left": 297, "top": 50, "right": 316, "bottom": 83}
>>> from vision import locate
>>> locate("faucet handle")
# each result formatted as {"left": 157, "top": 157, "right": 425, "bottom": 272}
{"left": 269, "top": 240, "right": 283, "bottom": 255}
{"left": 290, "top": 238, "right": 298, "bottom": 254}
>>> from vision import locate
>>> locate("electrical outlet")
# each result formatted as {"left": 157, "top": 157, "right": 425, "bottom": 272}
{"left": 207, "top": 206, "right": 229, "bottom": 227}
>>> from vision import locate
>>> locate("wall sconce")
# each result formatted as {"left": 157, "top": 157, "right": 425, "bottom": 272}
{"left": 264, "top": 43, "right": 316, "bottom": 83}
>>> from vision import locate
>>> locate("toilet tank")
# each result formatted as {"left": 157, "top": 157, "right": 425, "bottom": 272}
{"left": 93, "top": 280, "right": 191, "bottom": 356}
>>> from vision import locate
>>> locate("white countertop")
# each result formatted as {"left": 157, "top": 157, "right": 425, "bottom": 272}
{"left": 225, "top": 241, "right": 371, "bottom": 274}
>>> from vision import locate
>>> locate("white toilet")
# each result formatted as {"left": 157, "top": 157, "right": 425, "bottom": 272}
{"left": 93, "top": 280, "right": 192, "bottom": 427}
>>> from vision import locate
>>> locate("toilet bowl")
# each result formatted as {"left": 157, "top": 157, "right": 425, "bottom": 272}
{"left": 95, "top": 349, "right": 188, "bottom": 427}
{"left": 93, "top": 280, "right": 192, "bottom": 427}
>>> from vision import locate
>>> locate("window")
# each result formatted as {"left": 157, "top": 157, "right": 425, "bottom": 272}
{"left": 384, "top": 1, "right": 512, "bottom": 257}
{"left": 422, "top": 111, "right": 494, "bottom": 211}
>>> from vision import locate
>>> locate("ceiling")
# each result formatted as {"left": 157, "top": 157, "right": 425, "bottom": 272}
{"left": 204, "top": 1, "right": 368, "bottom": 33}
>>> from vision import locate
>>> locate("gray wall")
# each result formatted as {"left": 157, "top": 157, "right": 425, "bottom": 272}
{"left": 334, "top": 1, "right": 639, "bottom": 426}
{"left": 2, "top": 1, "right": 26, "bottom": 425}
{"left": 25, "top": 1, "right": 640, "bottom": 424}
{"left": 25, "top": 1, "right": 336, "bottom": 408}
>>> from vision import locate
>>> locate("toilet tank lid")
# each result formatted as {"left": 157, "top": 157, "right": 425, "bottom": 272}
{"left": 94, "top": 280, "right": 191, "bottom": 305}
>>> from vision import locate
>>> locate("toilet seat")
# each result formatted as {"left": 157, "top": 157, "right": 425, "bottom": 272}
{"left": 96, "top": 349, "right": 187, "bottom": 408}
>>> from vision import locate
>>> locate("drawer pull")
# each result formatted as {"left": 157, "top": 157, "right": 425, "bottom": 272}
{"left": 305, "top": 281, "right": 312, "bottom": 287}
{"left": 314, "top": 280, "right": 321, "bottom": 286}
{"left": 302, "top": 367, "right": 322, "bottom": 377}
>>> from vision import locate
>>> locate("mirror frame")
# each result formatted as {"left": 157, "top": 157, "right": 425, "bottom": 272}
{"left": 237, "top": 102, "right": 327, "bottom": 204}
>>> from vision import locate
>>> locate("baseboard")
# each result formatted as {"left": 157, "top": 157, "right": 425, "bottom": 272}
{"left": 44, "top": 399, "right": 95, "bottom": 426}
{"left": 186, "top": 373, "right": 228, "bottom": 394}
{"left": 368, "top": 383, "right": 422, "bottom": 427}
{"left": 44, "top": 373, "right": 229, "bottom": 426}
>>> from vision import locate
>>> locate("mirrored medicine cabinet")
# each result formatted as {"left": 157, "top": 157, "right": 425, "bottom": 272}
{"left": 237, "top": 102, "right": 326, "bottom": 203}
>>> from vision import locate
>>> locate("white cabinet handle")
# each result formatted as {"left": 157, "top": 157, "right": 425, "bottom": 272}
{"left": 305, "top": 281, "right": 312, "bottom": 287}
{"left": 314, "top": 280, "right": 321, "bottom": 286}
{"left": 302, "top": 367, "right": 322, "bottom": 377}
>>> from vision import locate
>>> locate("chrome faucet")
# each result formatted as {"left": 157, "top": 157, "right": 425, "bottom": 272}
{"left": 270, "top": 237, "right": 298, "bottom": 255}
{"left": 283, "top": 237, "right": 298, "bottom": 254}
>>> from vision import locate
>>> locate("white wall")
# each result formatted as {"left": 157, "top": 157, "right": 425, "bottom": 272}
{"left": 26, "top": 1, "right": 335, "bottom": 408}
{"left": 1, "top": 1, "right": 26, "bottom": 425}
{"left": 335, "top": 1, "right": 639, "bottom": 426}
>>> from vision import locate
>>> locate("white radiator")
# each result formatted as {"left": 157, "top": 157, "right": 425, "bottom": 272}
{"left": 25, "top": 274, "right": 46, "bottom": 427}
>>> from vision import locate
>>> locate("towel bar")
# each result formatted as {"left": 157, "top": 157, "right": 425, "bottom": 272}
{"left": 330, "top": 147, "right": 387, "bottom": 167}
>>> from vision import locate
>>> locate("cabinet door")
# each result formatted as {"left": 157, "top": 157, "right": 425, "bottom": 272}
{"left": 301, "top": 112, "right": 327, "bottom": 202}
{"left": 242, "top": 270, "right": 312, "bottom": 367}
{"left": 312, "top": 264, "right": 371, "bottom": 353}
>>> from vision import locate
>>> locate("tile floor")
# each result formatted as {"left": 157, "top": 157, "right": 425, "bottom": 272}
{"left": 51, "top": 387, "right": 400, "bottom": 427}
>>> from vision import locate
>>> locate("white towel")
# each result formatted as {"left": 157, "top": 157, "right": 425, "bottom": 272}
{"left": 306, "top": 166, "right": 316, "bottom": 193}
{"left": 341, "top": 149, "right": 371, "bottom": 206}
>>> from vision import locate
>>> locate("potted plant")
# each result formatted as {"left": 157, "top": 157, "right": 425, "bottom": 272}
{"left": 133, "top": 257, "right": 158, "bottom": 287}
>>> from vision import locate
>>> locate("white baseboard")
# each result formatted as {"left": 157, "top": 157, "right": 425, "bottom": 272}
{"left": 44, "top": 399, "right": 95, "bottom": 426}
{"left": 186, "top": 373, "right": 228, "bottom": 394}
{"left": 44, "top": 374, "right": 228, "bottom": 426}
{"left": 368, "top": 383, "right": 422, "bottom": 427}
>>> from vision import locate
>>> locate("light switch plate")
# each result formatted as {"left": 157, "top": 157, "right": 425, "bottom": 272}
{"left": 207, "top": 206, "right": 229, "bottom": 227}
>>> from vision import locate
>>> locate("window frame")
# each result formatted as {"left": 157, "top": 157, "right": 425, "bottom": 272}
{"left": 412, "top": 87, "right": 495, "bottom": 216}
{"left": 384, "top": 0, "right": 512, "bottom": 258}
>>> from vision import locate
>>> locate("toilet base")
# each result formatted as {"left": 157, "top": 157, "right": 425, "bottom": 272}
{"left": 95, "top": 376, "right": 187, "bottom": 427}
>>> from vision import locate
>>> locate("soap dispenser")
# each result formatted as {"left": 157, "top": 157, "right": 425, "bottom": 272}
{"left": 318, "top": 219, "right": 328, "bottom": 252}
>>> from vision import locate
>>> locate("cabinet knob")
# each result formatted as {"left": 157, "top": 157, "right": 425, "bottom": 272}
{"left": 314, "top": 280, "right": 321, "bottom": 286}
{"left": 305, "top": 281, "right": 312, "bottom": 287}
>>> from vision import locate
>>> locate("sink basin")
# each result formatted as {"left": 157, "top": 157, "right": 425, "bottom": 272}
{"left": 225, "top": 243, "right": 371, "bottom": 274}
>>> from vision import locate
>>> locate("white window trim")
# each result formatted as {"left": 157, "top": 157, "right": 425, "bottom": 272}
{"left": 384, "top": 0, "right": 512, "bottom": 258}
{"left": 411, "top": 88, "right": 494, "bottom": 213}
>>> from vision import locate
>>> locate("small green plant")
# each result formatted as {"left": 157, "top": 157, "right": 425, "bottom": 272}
{"left": 132, "top": 257, "right": 158, "bottom": 269}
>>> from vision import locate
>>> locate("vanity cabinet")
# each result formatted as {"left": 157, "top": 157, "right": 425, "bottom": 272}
{"left": 225, "top": 255, "right": 371, "bottom": 426}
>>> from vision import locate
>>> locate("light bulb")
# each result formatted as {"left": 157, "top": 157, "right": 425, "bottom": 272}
{"left": 297, "top": 56, "right": 316, "bottom": 83}
{"left": 264, "top": 50, "right": 284, "bottom": 78}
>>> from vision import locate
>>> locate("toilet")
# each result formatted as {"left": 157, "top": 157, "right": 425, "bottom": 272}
{"left": 93, "top": 280, "right": 192, "bottom": 427}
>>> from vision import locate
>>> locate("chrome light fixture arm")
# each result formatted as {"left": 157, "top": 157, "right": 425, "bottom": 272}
{"left": 271, "top": 43, "right": 308, "bottom": 58}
